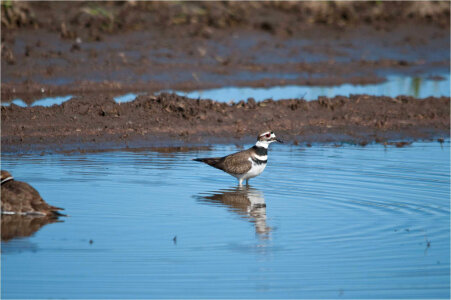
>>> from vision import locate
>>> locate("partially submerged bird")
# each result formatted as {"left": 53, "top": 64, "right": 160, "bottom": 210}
{"left": 193, "top": 131, "right": 282, "bottom": 185}
{"left": 1, "top": 170, "right": 64, "bottom": 216}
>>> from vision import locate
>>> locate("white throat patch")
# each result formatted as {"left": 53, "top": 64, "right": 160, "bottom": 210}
{"left": 255, "top": 141, "right": 269, "bottom": 148}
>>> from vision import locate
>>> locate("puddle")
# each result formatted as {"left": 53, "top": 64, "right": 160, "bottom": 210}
{"left": 114, "top": 92, "right": 145, "bottom": 104}
{"left": 2, "top": 74, "right": 449, "bottom": 107}
{"left": 4, "top": 95, "right": 73, "bottom": 107}
{"left": 2, "top": 94, "right": 137, "bottom": 107}
{"left": 176, "top": 74, "right": 450, "bottom": 102}
{"left": 1, "top": 141, "right": 449, "bottom": 298}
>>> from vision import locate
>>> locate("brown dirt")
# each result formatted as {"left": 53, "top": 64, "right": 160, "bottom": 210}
{"left": 2, "top": 2, "right": 449, "bottom": 36}
{"left": 1, "top": 2, "right": 450, "bottom": 153}
{"left": 1, "top": 93, "right": 449, "bottom": 153}
{"left": 1, "top": 1, "right": 450, "bottom": 102}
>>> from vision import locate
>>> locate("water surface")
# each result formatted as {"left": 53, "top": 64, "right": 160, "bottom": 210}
{"left": 1, "top": 141, "right": 450, "bottom": 298}
{"left": 175, "top": 74, "right": 450, "bottom": 102}
{"left": 2, "top": 74, "right": 449, "bottom": 107}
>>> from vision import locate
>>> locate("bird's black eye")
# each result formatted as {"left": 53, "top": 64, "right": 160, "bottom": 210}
{"left": 265, "top": 133, "right": 271, "bottom": 138}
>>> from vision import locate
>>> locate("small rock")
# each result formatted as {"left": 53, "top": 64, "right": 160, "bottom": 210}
{"left": 70, "top": 43, "right": 81, "bottom": 52}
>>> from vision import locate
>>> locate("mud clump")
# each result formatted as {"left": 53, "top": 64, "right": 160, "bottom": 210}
{"left": 1, "top": 93, "right": 449, "bottom": 153}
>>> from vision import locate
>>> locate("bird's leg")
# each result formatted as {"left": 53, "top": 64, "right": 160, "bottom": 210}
{"left": 246, "top": 179, "right": 249, "bottom": 186}
{"left": 238, "top": 178, "right": 243, "bottom": 186}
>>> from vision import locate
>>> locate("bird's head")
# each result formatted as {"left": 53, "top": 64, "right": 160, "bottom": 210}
{"left": 256, "top": 131, "right": 283, "bottom": 148}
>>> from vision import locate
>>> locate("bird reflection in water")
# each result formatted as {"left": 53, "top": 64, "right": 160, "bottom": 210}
{"left": 196, "top": 186, "right": 271, "bottom": 239}
{"left": 1, "top": 215, "right": 62, "bottom": 242}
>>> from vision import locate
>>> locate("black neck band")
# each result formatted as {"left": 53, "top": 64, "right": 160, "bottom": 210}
{"left": 251, "top": 157, "right": 267, "bottom": 165}
{"left": 252, "top": 146, "right": 267, "bottom": 156}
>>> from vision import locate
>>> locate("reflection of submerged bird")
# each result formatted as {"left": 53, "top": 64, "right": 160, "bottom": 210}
{"left": 197, "top": 186, "right": 271, "bottom": 237}
{"left": 1, "top": 170, "right": 64, "bottom": 216}
{"left": 193, "top": 131, "right": 282, "bottom": 186}
{"left": 1, "top": 214, "right": 62, "bottom": 241}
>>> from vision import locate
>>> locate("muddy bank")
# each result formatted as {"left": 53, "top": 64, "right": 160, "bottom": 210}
{"left": 2, "top": 24, "right": 449, "bottom": 103}
{"left": 1, "top": 93, "right": 449, "bottom": 153}
{"left": 1, "top": 2, "right": 449, "bottom": 152}
{"left": 1, "top": 2, "right": 450, "bottom": 103}
{"left": 3, "top": 2, "right": 449, "bottom": 36}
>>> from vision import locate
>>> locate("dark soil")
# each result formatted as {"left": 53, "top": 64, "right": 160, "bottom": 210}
{"left": 2, "top": 2, "right": 449, "bottom": 37}
{"left": 1, "top": 2, "right": 450, "bottom": 152}
{"left": 1, "top": 1, "right": 450, "bottom": 102}
{"left": 1, "top": 93, "right": 449, "bottom": 153}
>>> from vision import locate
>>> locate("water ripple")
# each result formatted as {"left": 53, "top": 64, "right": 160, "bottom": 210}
{"left": 1, "top": 141, "right": 449, "bottom": 298}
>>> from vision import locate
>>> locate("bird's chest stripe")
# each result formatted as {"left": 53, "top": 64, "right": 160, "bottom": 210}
{"left": 1, "top": 176, "right": 14, "bottom": 185}
{"left": 253, "top": 153, "right": 267, "bottom": 161}
{"left": 251, "top": 157, "right": 267, "bottom": 165}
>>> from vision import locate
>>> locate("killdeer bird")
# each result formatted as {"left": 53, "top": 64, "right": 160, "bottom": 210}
{"left": 1, "top": 170, "right": 65, "bottom": 217}
{"left": 193, "top": 131, "right": 282, "bottom": 186}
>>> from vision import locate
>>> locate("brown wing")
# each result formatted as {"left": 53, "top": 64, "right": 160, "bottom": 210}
{"left": 218, "top": 149, "right": 253, "bottom": 175}
{"left": 194, "top": 148, "right": 253, "bottom": 175}
{"left": 1, "top": 181, "right": 32, "bottom": 213}
{"left": 1, "top": 181, "right": 64, "bottom": 216}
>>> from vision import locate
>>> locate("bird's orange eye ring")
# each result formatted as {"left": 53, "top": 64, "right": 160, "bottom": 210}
{"left": 265, "top": 133, "right": 271, "bottom": 138}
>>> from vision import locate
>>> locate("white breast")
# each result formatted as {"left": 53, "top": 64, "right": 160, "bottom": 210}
{"left": 242, "top": 157, "right": 267, "bottom": 180}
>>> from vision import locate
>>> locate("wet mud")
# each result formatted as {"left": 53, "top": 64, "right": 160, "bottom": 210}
{"left": 1, "top": 2, "right": 450, "bottom": 152}
{"left": 1, "top": 93, "right": 449, "bottom": 153}
{"left": 1, "top": 2, "right": 450, "bottom": 102}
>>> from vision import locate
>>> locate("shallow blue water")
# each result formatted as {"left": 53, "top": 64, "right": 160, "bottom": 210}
{"left": 2, "top": 74, "right": 449, "bottom": 107}
{"left": 176, "top": 74, "right": 450, "bottom": 102}
{"left": 4, "top": 95, "right": 73, "bottom": 107}
{"left": 1, "top": 141, "right": 450, "bottom": 298}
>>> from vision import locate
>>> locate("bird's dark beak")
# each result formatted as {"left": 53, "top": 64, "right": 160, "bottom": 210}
{"left": 276, "top": 138, "right": 283, "bottom": 143}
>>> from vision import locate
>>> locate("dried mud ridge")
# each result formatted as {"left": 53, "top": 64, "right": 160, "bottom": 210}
{"left": 1, "top": 93, "right": 449, "bottom": 153}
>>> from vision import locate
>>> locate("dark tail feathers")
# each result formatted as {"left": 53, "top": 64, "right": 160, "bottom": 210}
{"left": 193, "top": 157, "right": 221, "bottom": 167}
{"left": 52, "top": 210, "right": 67, "bottom": 217}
